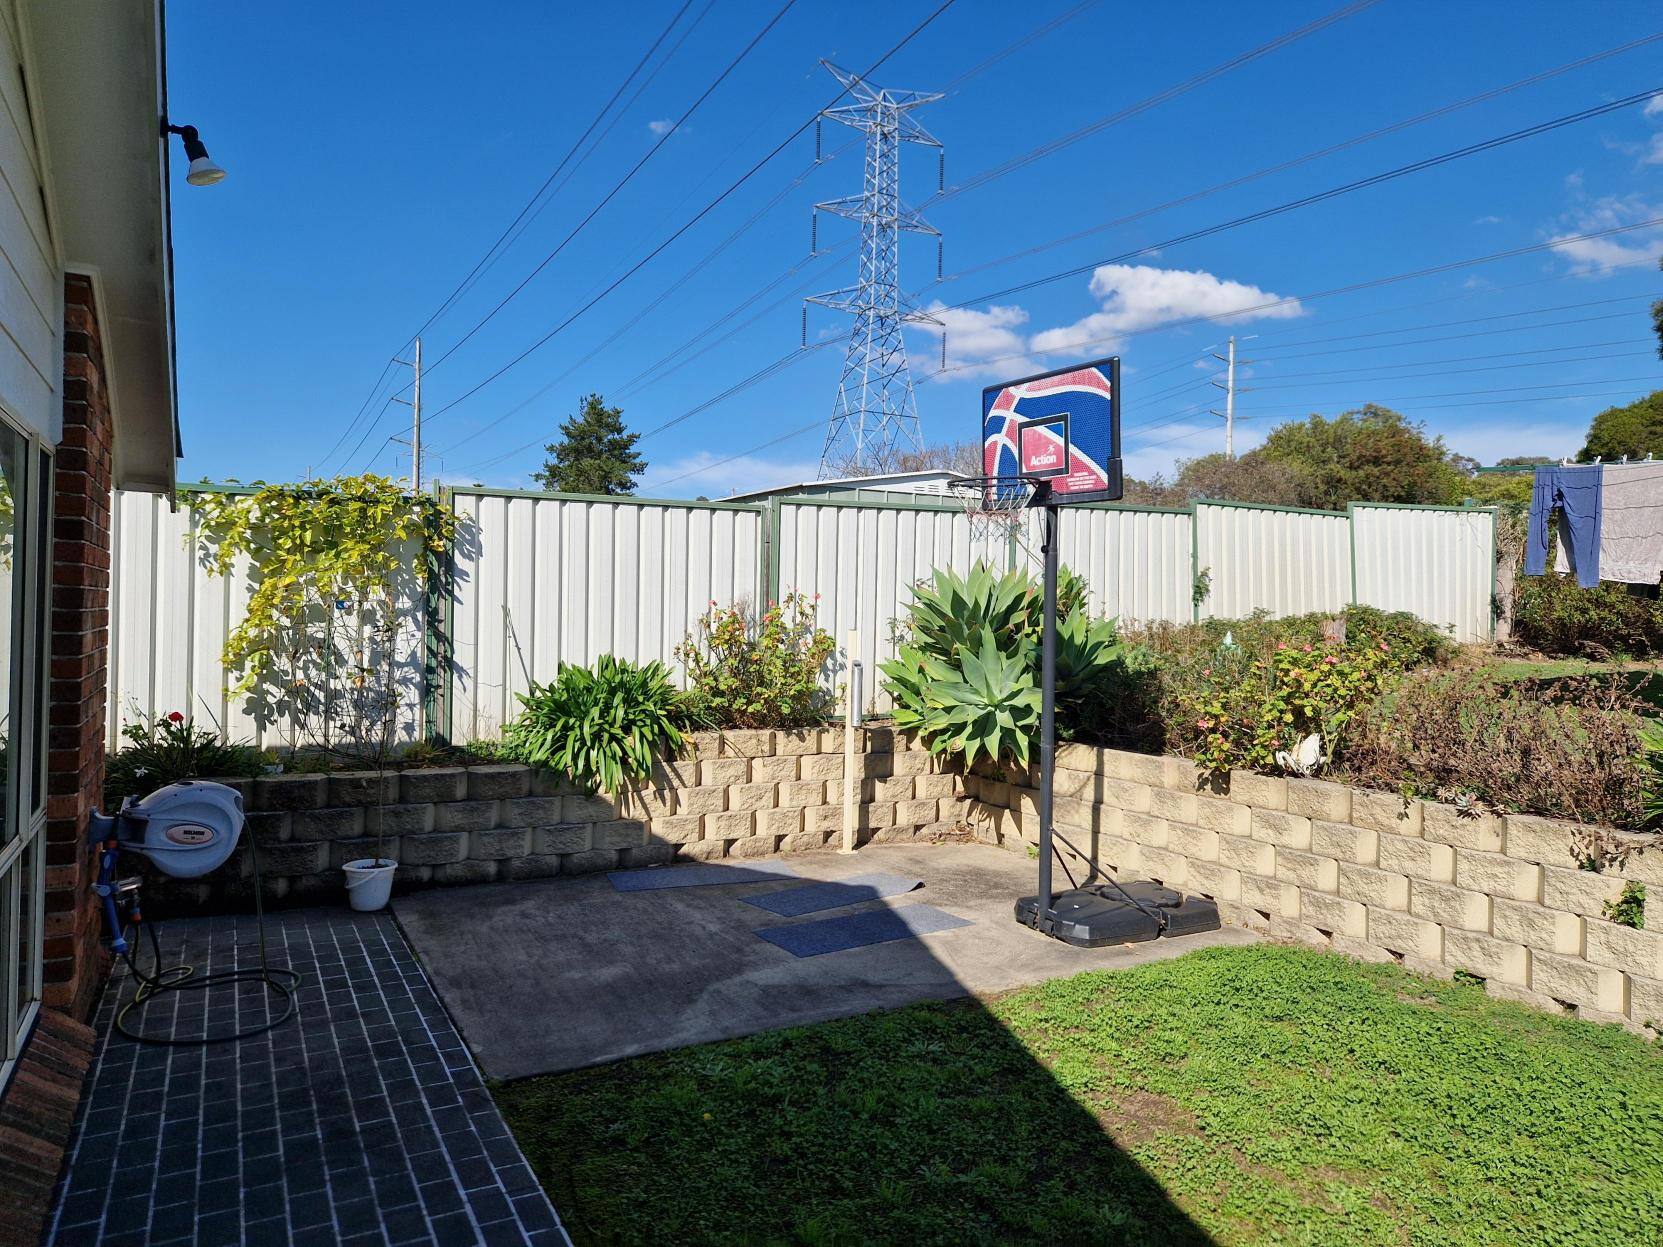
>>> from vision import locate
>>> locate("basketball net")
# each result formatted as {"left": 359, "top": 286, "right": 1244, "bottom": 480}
{"left": 947, "top": 475, "right": 1040, "bottom": 561}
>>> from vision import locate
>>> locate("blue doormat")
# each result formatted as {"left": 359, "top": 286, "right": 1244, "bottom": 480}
{"left": 756, "top": 903, "right": 971, "bottom": 958}
{"left": 741, "top": 873, "right": 923, "bottom": 917}
{"left": 608, "top": 862, "right": 797, "bottom": 892}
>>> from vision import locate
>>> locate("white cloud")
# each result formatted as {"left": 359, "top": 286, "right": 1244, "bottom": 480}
{"left": 915, "top": 301, "right": 1034, "bottom": 380}
{"left": 637, "top": 451, "right": 821, "bottom": 499}
{"left": 1547, "top": 193, "right": 1663, "bottom": 276}
{"left": 1473, "top": 214, "right": 1504, "bottom": 225}
{"left": 647, "top": 118, "right": 676, "bottom": 137}
{"left": 1644, "top": 94, "right": 1663, "bottom": 120}
{"left": 1028, "top": 264, "right": 1304, "bottom": 358}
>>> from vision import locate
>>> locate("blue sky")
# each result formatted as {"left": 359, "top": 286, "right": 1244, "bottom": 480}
{"left": 164, "top": 1, "right": 1663, "bottom": 497}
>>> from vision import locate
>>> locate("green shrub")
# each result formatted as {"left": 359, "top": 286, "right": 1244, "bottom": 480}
{"left": 105, "top": 709, "right": 263, "bottom": 804}
{"left": 1337, "top": 670, "right": 1654, "bottom": 829}
{"left": 1603, "top": 882, "right": 1646, "bottom": 929}
{"left": 502, "top": 656, "right": 688, "bottom": 794}
{"left": 880, "top": 563, "right": 1133, "bottom": 768}
{"left": 1513, "top": 571, "right": 1663, "bottom": 658}
{"left": 675, "top": 592, "right": 836, "bottom": 729}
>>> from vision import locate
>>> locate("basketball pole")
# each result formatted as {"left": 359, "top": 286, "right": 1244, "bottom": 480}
{"left": 1036, "top": 489, "right": 1058, "bottom": 929}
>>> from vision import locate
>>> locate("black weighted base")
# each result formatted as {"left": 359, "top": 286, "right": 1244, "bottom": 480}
{"left": 1014, "top": 879, "right": 1222, "bottom": 948}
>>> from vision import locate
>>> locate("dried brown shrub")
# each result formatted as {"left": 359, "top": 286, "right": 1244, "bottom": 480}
{"left": 1337, "top": 670, "right": 1654, "bottom": 830}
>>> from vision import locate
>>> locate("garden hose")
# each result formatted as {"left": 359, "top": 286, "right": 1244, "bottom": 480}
{"left": 113, "top": 838, "right": 303, "bottom": 1046}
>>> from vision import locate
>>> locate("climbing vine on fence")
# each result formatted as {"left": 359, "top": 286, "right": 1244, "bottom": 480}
{"left": 191, "top": 474, "right": 457, "bottom": 754}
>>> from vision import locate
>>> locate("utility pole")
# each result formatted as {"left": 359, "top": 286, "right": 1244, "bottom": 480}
{"left": 1209, "top": 336, "right": 1251, "bottom": 459}
{"left": 392, "top": 337, "right": 423, "bottom": 491}
{"left": 803, "top": 60, "right": 944, "bottom": 477}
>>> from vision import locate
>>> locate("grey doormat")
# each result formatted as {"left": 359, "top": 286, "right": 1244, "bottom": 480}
{"left": 741, "top": 873, "right": 923, "bottom": 917}
{"left": 608, "top": 862, "right": 797, "bottom": 891}
{"left": 755, "top": 902, "right": 972, "bottom": 958}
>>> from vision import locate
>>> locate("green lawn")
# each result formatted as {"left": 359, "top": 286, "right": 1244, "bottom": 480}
{"left": 498, "top": 945, "right": 1663, "bottom": 1247}
{"left": 1481, "top": 657, "right": 1663, "bottom": 713}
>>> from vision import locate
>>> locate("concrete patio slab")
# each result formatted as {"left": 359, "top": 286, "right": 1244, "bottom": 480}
{"left": 393, "top": 842, "right": 1259, "bottom": 1080}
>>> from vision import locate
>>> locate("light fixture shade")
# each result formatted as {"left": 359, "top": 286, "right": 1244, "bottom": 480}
{"left": 185, "top": 155, "right": 227, "bottom": 186}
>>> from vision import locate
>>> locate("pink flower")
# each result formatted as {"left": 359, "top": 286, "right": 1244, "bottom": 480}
{"left": 1276, "top": 642, "right": 1288, "bottom": 650}
{"left": 1196, "top": 718, "right": 1213, "bottom": 730}
{"left": 1324, "top": 655, "right": 1338, "bottom": 666}
{"left": 1202, "top": 667, "right": 1212, "bottom": 677}
{"left": 166, "top": 711, "right": 185, "bottom": 723}
{"left": 1302, "top": 644, "right": 1312, "bottom": 653}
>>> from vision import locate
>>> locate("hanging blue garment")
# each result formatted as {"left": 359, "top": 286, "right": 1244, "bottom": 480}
{"left": 1525, "top": 464, "right": 1603, "bottom": 588}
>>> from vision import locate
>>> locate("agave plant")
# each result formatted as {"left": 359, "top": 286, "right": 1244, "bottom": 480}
{"left": 882, "top": 631, "right": 1041, "bottom": 769}
{"left": 503, "top": 655, "right": 687, "bottom": 795}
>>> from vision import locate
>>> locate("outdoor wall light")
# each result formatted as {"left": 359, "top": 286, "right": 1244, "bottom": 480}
{"left": 165, "top": 123, "right": 227, "bottom": 186}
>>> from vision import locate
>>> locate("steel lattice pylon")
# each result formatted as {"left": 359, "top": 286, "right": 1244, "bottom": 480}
{"left": 805, "top": 60, "right": 943, "bottom": 477}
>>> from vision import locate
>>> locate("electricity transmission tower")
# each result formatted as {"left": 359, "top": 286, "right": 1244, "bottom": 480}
{"left": 804, "top": 60, "right": 943, "bottom": 477}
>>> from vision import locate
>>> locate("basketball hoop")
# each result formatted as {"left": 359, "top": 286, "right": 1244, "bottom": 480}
{"left": 947, "top": 474, "right": 1040, "bottom": 553}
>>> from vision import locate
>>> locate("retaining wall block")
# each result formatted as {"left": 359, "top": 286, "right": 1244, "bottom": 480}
{"left": 532, "top": 769, "right": 585, "bottom": 798}
{"left": 619, "top": 843, "right": 675, "bottom": 869}
{"left": 594, "top": 820, "right": 648, "bottom": 850}
{"left": 730, "top": 834, "right": 782, "bottom": 858}
{"left": 1241, "top": 874, "right": 1299, "bottom": 917}
{"left": 1298, "top": 889, "right": 1367, "bottom": 938}
{"left": 751, "top": 755, "right": 800, "bottom": 783}
{"left": 1540, "top": 866, "right": 1626, "bottom": 918}
{"left": 253, "top": 842, "right": 329, "bottom": 876}
{"left": 1149, "top": 789, "right": 1198, "bottom": 825}
{"left": 1168, "top": 822, "right": 1219, "bottom": 863}
{"left": 1195, "top": 795, "right": 1251, "bottom": 837}
{"left": 497, "top": 797, "right": 564, "bottom": 828}
{"left": 1120, "top": 811, "right": 1169, "bottom": 848}
{"left": 1286, "top": 779, "right": 1352, "bottom": 824}
{"left": 244, "top": 812, "right": 291, "bottom": 847}
{"left": 799, "top": 753, "right": 843, "bottom": 783}
{"left": 1350, "top": 789, "right": 1422, "bottom": 838}
{"left": 727, "top": 782, "right": 779, "bottom": 813}
{"left": 501, "top": 856, "right": 562, "bottom": 881}
{"left": 1269, "top": 913, "right": 1330, "bottom": 948}
{"left": 1054, "top": 743, "right": 1099, "bottom": 773}
{"left": 1482, "top": 979, "right": 1562, "bottom": 1012}
{"left": 362, "top": 804, "right": 435, "bottom": 836}
{"left": 757, "top": 807, "right": 803, "bottom": 836}
{"left": 861, "top": 801, "right": 897, "bottom": 830}
{"left": 433, "top": 860, "right": 499, "bottom": 886}
{"left": 1584, "top": 920, "right": 1663, "bottom": 979}
{"left": 1311, "top": 821, "right": 1377, "bottom": 866}
{"left": 1096, "top": 835, "right": 1141, "bottom": 874}
{"left": 1274, "top": 848, "right": 1339, "bottom": 892}
{"left": 1443, "top": 928, "right": 1529, "bottom": 986}
{"left": 1367, "top": 907, "right": 1444, "bottom": 960}
{"left": 699, "top": 758, "right": 750, "bottom": 787}
{"left": 1099, "top": 779, "right": 1154, "bottom": 813}
{"left": 1052, "top": 767, "right": 1097, "bottom": 800}
{"left": 400, "top": 832, "right": 470, "bottom": 866}
{"left": 1185, "top": 860, "right": 1241, "bottom": 903}
{"left": 782, "top": 830, "right": 831, "bottom": 853}
{"left": 400, "top": 767, "right": 468, "bottom": 804}
{"left": 777, "top": 780, "right": 823, "bottom": 809}
{"left": 328, "top": 838, "right": 394, "bottom": 870}
{"left": 896, "top": 799, "right": 938, "bottom": 827}
{"left": 434, "top": 800, "right": 499, "bottom": 832}
{"left": 648, "top": 815, "right": 704, "bottom": 845}
{"left": 1377, "top": 833, "right": 1454, "bottom": 883}
{"left": 1409, "top": 879, "right": 1491, "bottom": 932}
{"left": 1501, "top": 813, "right": 1584, "bottom": 871}
{"left": 254, "top": 774, "right": 328, "bottom": 812}
{"left": 562, "top": 795, "right": 616, "bottom": 824}
{"left": 718, "top": 729, "right": 774, "bottom": 758}
{"left": 618, "top": 787, "right": 677, "bottom": 821}
{"left": 467, "top": 765, "right": 531, "bottom": 800}
{"left": 329, "top": 772, "right": 401, "bottom": 807}
{"left": 774, "top": 730, "right": 818, "bottom": 756}
{"left": 868, "top": 776, "right": 915, "bottom": 804}
{"left": 1529, "top": 949, "right": 1626, "bottom": 1012}
{"left": 1217, "top": 833, "right": 1276, "bottom": 877}
{"left": 1629, "top": 973, "right": 1663, "bottom": 1029}
{"left": 1421, "top": 802, "right": 1504, "bottom": 853}
{"left": 1121, "top": 754, "right": 1167, "bottom": 788}
{"left": 1138, "top": 846, "right": 1189, "bottom": 888}
{"left": 1453, "top": 849, "right": 1542, "bottom": 903}
{"left": 1621, "top": 841, "right": 1663, "bottom": 885}
{"left": 1161, "top": 756, "right": 1202, "bottom": 793}
{"left": 889, "top": 751, "right": 933, "bottom": 778}
{"left": 707, "top": 810, "right": 755, "bottom": 840}
{"left": 1053, "top": 795, "right": 1111, "bottom": 835}
{"left": 914, "top": 773, "right": 957, "bottom": 800}
{"left": 805, "top": 805, "right": 842, "bottom": 833}
{"left": 682, "top": 731, "right": 722, "bottom": 759}
{"left": 676, "top": 839, "right": 727, "bottom": 862}
{"left": 1250, "top": 809, "right": 1312, "bottom": 851}
{"left": 288, "top": 807, "right": 364, "bottom": 843}
{"left": 1220, "top": 902, "right": 1270, "bottom": 932}
{"left": 561, "top": 849, "right": 619, "bottom": 875}
{"left": 533, "top": 824, "right": 592, "bottom": 855}
{"left": 1330, "top": 934, "right": 1398, "bottom": 965}
{"left": 1338, "top": 862, "right": 1409, "bottom": 910}
{"left": 1226, "top": 770, "right": 1287, "bottom": 811}
{"left": 1490, "top": 897, "right": 1584, "bottom": 956}
{"left": 678, "top": 787, "right": 727, "bottom": 817}
{"left": 470, "top": 828, "right": 533, "bottom": 860}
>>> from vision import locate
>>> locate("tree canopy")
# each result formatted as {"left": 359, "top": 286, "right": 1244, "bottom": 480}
{"left": 1254, "top": 405, "right": 1466, "bottom": 511}
{"left": 534, "top": 393, "right": 645, "bottom": 496}
{"left": 1577, "top": 390, "right": 1663, "bottom": 463}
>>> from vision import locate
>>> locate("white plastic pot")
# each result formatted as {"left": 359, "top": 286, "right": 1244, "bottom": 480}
{"left": 343, "top": 857, "right": 397, "bottom": 912}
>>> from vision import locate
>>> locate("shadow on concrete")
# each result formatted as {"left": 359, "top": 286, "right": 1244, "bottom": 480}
{"left": 398, "top": 841, "right": 1238, "bottom": 1244}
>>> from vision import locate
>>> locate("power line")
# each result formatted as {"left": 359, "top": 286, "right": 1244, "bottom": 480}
{"left": 942, "top": 85, "right": 1663, "bottom": 313}
{"left": 408, "top": 1, "right": 963, "bottom": 453}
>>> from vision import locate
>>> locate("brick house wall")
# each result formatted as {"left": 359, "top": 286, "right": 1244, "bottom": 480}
{"left": 42, "top": 272, "right": 115, "bottom": 1018}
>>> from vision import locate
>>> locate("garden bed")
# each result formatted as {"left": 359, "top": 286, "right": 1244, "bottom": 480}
{"left": 498, "top": 944, "right": 1663, "bottom": 1247}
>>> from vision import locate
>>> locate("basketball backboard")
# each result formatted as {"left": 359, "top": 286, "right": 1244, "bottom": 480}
{"left": 981, "top": 357, "right": 1122, "bottom": 505}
